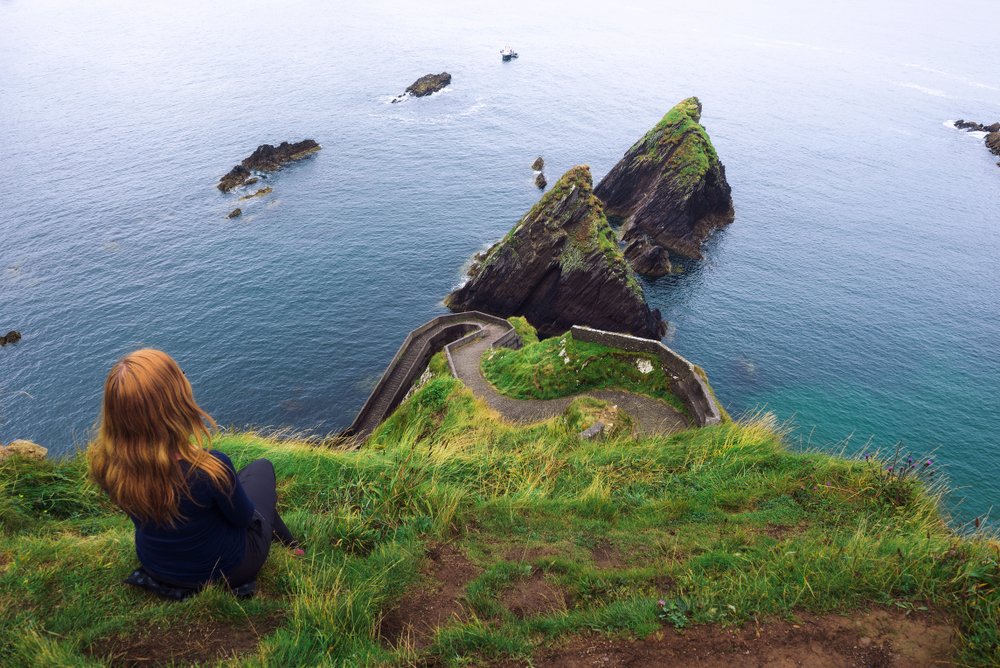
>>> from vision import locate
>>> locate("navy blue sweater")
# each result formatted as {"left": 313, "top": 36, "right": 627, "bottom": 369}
{"left": 132, "top": 450, "right": 254, "bottom": 587}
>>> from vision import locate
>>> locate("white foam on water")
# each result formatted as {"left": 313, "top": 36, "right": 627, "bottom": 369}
{"left": 895, "top": 82, "right": 947, "bottom": 97}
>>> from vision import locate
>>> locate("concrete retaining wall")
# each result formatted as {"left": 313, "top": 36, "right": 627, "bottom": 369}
{"left": 570, "top": 326, "right": 723, "bottom": 427}
{"left": 345, "top": 312, "right": 519, "bottom": 438}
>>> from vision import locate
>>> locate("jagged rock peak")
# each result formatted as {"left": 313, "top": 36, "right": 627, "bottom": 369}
{"left": 595, "top": 97, "right": 734, "bottom": 267}
{"left": 446, "top": 165, "right": 665, "bottom": 339}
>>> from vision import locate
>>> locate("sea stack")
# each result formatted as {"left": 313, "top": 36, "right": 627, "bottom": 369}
{"left": 446, "top": 166, "right": 665, "bottom": 339}
{"left": 217, "top": 140, "right": 321, "bottom": 192}
{"left": 595, "top": 97, "right": 734, "bottom": 271}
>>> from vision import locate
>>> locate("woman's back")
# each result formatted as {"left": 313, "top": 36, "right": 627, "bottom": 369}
{"left": 132, "top": 450, "right": 252, "bottom": 587}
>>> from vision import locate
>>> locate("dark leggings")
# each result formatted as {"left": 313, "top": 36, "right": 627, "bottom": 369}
{"left": 223, "top": 459, "right": 296, "bottom": 586}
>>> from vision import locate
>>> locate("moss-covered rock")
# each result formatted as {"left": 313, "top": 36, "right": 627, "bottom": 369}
{"left": 446, "top": 166, "right": 665, "bottom": 339}
{"left": 595, "top": 97, "right": 734, "bottom": 267}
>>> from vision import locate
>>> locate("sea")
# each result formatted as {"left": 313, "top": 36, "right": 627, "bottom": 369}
{"left": 1, "top": 0, "right": 997, "bottom": 525}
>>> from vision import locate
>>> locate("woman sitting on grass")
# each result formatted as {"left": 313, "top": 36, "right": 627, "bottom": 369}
{"left": 87, "top": 349, "right": 301, "bottom": 596}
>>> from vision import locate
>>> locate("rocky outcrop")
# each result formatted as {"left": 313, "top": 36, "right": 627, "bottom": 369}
{"left": 392, "top": 72, "right": 452, "bottom": 102}
{"left": 534, "top": 172, "right": 547, "bottom": 189}
{"left": 0, "top": 330, "right": 21, "bottom": 346}
{"left": 532, "top": 156, "right": 545, "bottom": 171}
{"left": 954, "top": 119, "right": 1000, "bottom": 133}
{"left": 622, "top": 234, "right": 671, "bottom": 277}
{"left": 446, "top": 166, "right": 665, "bottom": 339}
{"left": 954, "top": 119, "right": 1000, "bottom": 165}
{"left": 227, "top": 208, "right": 242, "bottom": 219}
{"left": 217, "top": 140, "right": 321, "bottom": 192}
{"left": 0, "top": 439, "right": 47, "bottom": 460}
{"left": 594, "top": 97, "right": 734, "bottom": 269}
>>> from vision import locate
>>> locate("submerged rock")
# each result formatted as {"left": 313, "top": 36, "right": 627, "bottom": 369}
{"left": 0, "top": 330, "right": 21, "bottom": 346}
{"left": 392, "top": 72, "right": 452, "bottom": 102}
{"left": 227, "top": 208, "right": 242, "bottom": 219}
{"left": 0, "top": 439, "right": 47, "bottom": 460}
{"left": 217, "top": 140, "right": 320, "bottom": 192}
{"left": 534, "top": 172, "right": 547, "bottom": 189}
{"left": 532, "top": 156, "right": 545, "bottom": 171}
{"left": 239, "top": 187, "right": 273, "bottom": 201}
{"left": 595, "top": 97, "right": 734, "bottom": 270}
{"left": 446, "top": 165, "right": 665, "bottom": 339}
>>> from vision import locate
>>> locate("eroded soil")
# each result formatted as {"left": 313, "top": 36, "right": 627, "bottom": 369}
{"left": 494, "top": 608, "right": 955, "bottom": 667}
{"left": 379, "top": 543, "right": 482, "bottom": 649}
{"left": 87, "top": 614, "right": 283, "bottom": 667}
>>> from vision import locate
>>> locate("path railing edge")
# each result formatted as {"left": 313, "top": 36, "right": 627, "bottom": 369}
{"left": 569, "top": 326, "right": 723, "bottom": 427}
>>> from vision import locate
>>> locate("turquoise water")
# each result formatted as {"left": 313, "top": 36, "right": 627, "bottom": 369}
{"left": 1, "top": 0, "right": 997, "bottom": 523}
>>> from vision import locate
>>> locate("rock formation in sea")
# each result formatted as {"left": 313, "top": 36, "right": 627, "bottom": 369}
{"left": 954, "top": 119, "right": 1000, "bottom": 165}
{"left": 445, "top": 165, "right": 665, "bottom": 339}
{"left": 534, "top": 172, "right": 547, "bottom": 189}
{"left": 594, "top": 97, "right": 734, "bottom": 272}
{"left": 392, "top": 72, "right": 452, "bottom": 102}
{"left": 532, "top": 156, "right": 545, "bottom": 171}
{"left": 228, "top": 208, "right": 242, "bottom": 219}
{"left": 0, "top": 330, "right": 21, "bottom": 346}
{"left": 217, "top": 139, "right": 321, "bottom": 192}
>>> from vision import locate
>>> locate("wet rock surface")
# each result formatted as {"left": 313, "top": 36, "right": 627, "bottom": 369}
{"left": 446, "top": 165, "right": 665, "bottom": 339}
{"left": 217, "top": 140, "right": 320, "bottom": 192}
{"left": 0, "top": 330, "right": 21, "bottom": 346}
{"left": 595, "top": 97, "right": 734, "bottom": 271}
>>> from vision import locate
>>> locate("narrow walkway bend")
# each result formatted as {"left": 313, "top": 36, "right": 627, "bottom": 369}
{"left": 445, "top": 323, "right": 688, "bottom": 436}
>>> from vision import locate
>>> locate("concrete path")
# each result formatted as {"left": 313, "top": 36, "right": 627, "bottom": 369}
{"left": 448, "top": 323, "right": 688, "bottom": 436}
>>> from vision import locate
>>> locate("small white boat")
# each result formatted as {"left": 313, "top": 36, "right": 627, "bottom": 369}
{"left": 501, "top": 46, "right": 518, "bottom": 61}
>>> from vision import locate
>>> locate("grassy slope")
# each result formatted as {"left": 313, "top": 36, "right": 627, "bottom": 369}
{"left": 481, "top": 326, "right": 689, "bottom": 417}
{"left": 1, "top": 360, "right": 998, "bottom": 666}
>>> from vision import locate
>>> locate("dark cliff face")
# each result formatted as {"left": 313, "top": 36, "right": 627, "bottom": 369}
{"left": 445, "top": 166, "right": 665, "bottom": 340}
{"left": 218, "top": 140, "right": 321, "bottom": 192}
{"left": 594, "top": 97, "right": 734, "bottom": 267}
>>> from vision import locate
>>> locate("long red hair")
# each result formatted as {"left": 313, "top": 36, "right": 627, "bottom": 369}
{"left": 87, "top": 349, "right": 231, "bottom": 526}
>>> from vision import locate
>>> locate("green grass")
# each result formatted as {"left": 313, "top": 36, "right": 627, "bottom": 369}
{"left": 1, "top": 361, "right": 997, "bottom": 666}
{"left": 482, "top": 326, "right": 689, "bottom": 416}
{"left": 637, "top": 96, "right": 721, "bottom": 189}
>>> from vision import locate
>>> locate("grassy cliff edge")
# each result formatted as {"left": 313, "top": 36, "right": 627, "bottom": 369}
{"left": 0, "top": 355, "right": 997, "bottom": 666}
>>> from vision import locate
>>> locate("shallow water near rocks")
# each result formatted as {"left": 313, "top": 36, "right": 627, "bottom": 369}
{"left": 1, "top": 0, "right": 997, "bottom": 523}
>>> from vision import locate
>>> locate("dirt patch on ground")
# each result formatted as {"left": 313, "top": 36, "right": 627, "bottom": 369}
{"left": 494, "top": 608, "right": 955, "bottom": 667}
{"left": 500, "top": 570, "right": 567, "bottom": 619}
{"left": 590, "top": 541, "right": 626, "bottom": 568}
{"left": 379, "top": 543, "right": 482, "bottom": 649}
{"left": 87, "top": 615, "right": 282, "bottom": 667}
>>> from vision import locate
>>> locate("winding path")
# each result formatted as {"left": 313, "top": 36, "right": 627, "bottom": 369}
{"left": 445, "top": 322, "right": 688, "bottom": 436}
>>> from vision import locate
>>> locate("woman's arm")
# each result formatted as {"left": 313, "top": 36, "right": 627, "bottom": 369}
{"left": 209, "top": 451, "right": 255, "bottom": 527}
